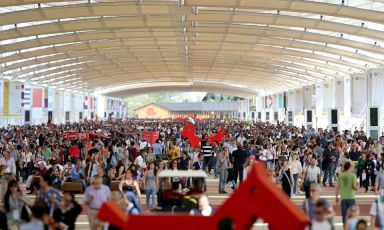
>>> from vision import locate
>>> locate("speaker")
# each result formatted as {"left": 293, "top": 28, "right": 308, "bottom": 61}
{"left": 370, "top": 107, "right": 378, "bottom": 127}
{"left": 65, "top": 111, "right": 70, "bottom": 122}
{"left": 25, "top": 110, "right": 30, "bottom": 122}
{"left": 306, "top": 110, "right": 313, "bottom": 123}
{"left": 288, "top": 111, "right": 293, "bottom": 123}
{"left": 331, "top": 109, "right": 338, "bottom": 125}
{"left": 48, "top": 111, "right": 53, "bottom": 122}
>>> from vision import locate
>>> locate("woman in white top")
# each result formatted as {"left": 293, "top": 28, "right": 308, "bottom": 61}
{"left": 86, "top": 153, "right": 102, "bottom": 182}
{"left": 372, "top": 140, "right": 383, "bottom": 157}
{"left": 21, "top": 146, "right": 33, "bottom": 183}
{"left": 289, "top": 154, "right": 302, "bottom": 196}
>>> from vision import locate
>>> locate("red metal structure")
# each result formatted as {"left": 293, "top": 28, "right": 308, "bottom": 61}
{"left": 97, "top": 163, "right": 310, "bottom": 230}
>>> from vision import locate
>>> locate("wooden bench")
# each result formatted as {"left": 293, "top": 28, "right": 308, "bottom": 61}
{"left": 60, "top": 182, "right": 83, "bottom": 193}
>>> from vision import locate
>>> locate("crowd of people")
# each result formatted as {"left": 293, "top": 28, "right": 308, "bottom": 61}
{"left": 0, "top": 119, "right": 383, "bottom": 230}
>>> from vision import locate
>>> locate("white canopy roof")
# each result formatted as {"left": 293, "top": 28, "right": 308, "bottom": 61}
{"left": 1, "top": 0, "right": 384, "bottom": 96}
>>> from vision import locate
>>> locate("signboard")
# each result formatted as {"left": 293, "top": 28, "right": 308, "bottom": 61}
{"left": 3, "top": 80, "right": 10, "bottom": 115}
{"left": 143, "top": 131, "right": 160, "bottom": 145}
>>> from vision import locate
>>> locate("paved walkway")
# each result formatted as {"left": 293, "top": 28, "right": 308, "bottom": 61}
{"left": 2, "top": 176, "right": 377, "bottom": 230}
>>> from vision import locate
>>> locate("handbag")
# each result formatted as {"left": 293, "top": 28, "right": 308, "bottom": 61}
{"left": 21, "top": 205, "right": 32, "bottom": 221}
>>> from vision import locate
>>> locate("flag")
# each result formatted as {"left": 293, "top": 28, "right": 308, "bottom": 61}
{"left": 283, "top": 91, "right": 288, "bottom": 109}
{"left": 278, "top": 93, "right": 283, "bottom": 109}
{"left": 32, "top": 88, "right": 43, "bottom": 108}
{"left": 89, "top": 96, "right": 94, "bottom": 110}
{"left": 44, "top": 88, "right": 48, "bottom": 108}
{"left": 83, "top": 96, "right": 88, "bottom": 110}
{"left": 21, "top": 85, "right": 32, "bottom": 109}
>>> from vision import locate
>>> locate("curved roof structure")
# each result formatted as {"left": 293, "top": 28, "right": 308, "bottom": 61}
{"left": 1, "top": 0, "right": 384, "bottom": 96}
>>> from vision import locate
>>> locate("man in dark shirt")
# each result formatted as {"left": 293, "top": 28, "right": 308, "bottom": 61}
{"left": 128, "top": 141, "right": 137, "bottom": 162}
{"left": 232, "top": 143, "right": 247, "bottom": 186}
{"left": 192, "top": 154, "right": 205, "bottom": 171}
{"left": 179, "top": 150, "right": 191, "bottom": 170}
{"left": 322, "top": 142, "right": 338, "bottom": 187}
{"left": 97, "top": 165, "right": 111, "bottom": 189}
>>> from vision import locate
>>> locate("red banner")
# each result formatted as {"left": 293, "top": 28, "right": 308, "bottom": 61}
{"left": 62, "top": 132, "right": 89, "bottom": 140}
{"left": 142, "top": 131, "right": 159, "bottom": 145}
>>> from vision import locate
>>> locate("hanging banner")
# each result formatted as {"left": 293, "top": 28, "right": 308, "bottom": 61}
{"left": 142, "top": 131, "right": 160, "bottom": 145}
{"left": 44, "top": 87, "right": 48, "bottom": 108}
{"left": 3, "top": 80, "right": 10, "bottom": 115}
{"left": 32, "top": 88, "right": 43, "bottom": 108}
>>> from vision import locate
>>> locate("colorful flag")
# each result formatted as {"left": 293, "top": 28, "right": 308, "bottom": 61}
{"left": 32, "top": 88, "right": 43, "bottom": 108}
{"left": 278, "top": 93, "right": 283, "bottom": 109}
{"left": 283, "top": 91, "right": 288, "bottom": 109}
{"left": 83, "top": 96, "right": 88, "bottom": 110}
{"left": 44, "top": 88, "right": 48, "bottom": 108}
{"left": 22, "top": 85, "right": 32, "bottom": 109}
{"left": 89, "top": 96, "right": 94, "bottom": 110}
{"left": 3, "top": 80, "right": 10, "bottom": 114}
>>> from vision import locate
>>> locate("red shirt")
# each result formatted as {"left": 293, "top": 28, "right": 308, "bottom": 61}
{"left": 69, "top": 146, "right": 80, "bottom": 158}
{"left": 39, "top": 167, "right": 47, "bottom": 176}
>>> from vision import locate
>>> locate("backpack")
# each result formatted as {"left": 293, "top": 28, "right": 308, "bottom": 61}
{"left": 366, "top": 160, "right": 375, "bottom": 174}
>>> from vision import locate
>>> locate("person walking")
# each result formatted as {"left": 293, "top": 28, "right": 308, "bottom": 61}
{"left": 302, "top": 157, "right": 321, "bottom": 198}
{"left": 374, "top": 160, "right": 384, "bottom": 195}
{"left": 232, "top": 143, "right": 247, "bottom": 187}
{"left": 363, "top": 153, "right": 376, "bottom": 193}
{"left": 302, "top": 184, "right": 335, "bottom": 221}
{"left": 322, "top": 142, "right": 338, "bottom": 187}
{"left": 304, "top": 199, "right": 335, "bottom": 230}
{"left": 3, "top": 180, "right": 30, "bottom": 228}
{"left": 53, "top": 192, "right": 82, "bottom": 230}
{"left": 217, "top": 147, "right": 229, "bottom": 194}
{"left": 280, "top": 160, "right": 294, "bottom": 198}
{"left": 143, "top": 162, "right": 158, "bottom": 210}
{"left": 335, "top": 161, "right": 358, "bottom": 226}
{"left": 201, "top": 138, "right": 213, "bottom": 174}
{"left": 290, "top": 154, "right": 302, "bottom": 196}
{"left": 35, "top": 173, "right": 63, "bottom": 216}
{"left": 83, "top": 175, "right": 111, "bottom": 230}
{"left": 152, "top": 140, "right": 163, "bottom": 162}
{"left": 0, "top": 151, "right": 17, "bottom": 197}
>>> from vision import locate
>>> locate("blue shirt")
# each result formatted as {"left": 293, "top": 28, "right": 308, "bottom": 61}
{"left": 83, "top": 185, "right": 111, "bottom": 210}
{"left": 152, "top": 143, "right": 163, "bottom": 155}
{"left": 36, "top": 187, "right": 63, "bottom": 212}
{"left": 71, "top": 167, "right": 85, "bottom": 179}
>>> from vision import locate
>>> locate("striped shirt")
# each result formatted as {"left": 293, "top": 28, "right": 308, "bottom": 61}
{"left": 201, "top": 143, "right": 213, "bottom": 157}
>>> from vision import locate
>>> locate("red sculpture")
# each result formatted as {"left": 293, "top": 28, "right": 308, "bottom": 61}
{"left": 180, "top": 124, "right": 202, "bottom": 147}
{"left": 180, "top": 124, "right": 227, "bottom": 147}
{"left": 97, "top": 163, "right": 310, "bottom": 230}
{"left": 207, "top": 127, "right": 227, "bottom": 145}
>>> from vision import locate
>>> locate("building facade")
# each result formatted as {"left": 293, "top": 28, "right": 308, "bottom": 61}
{"left": 136, "top": 102, "right": 240, "bottom": 119}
